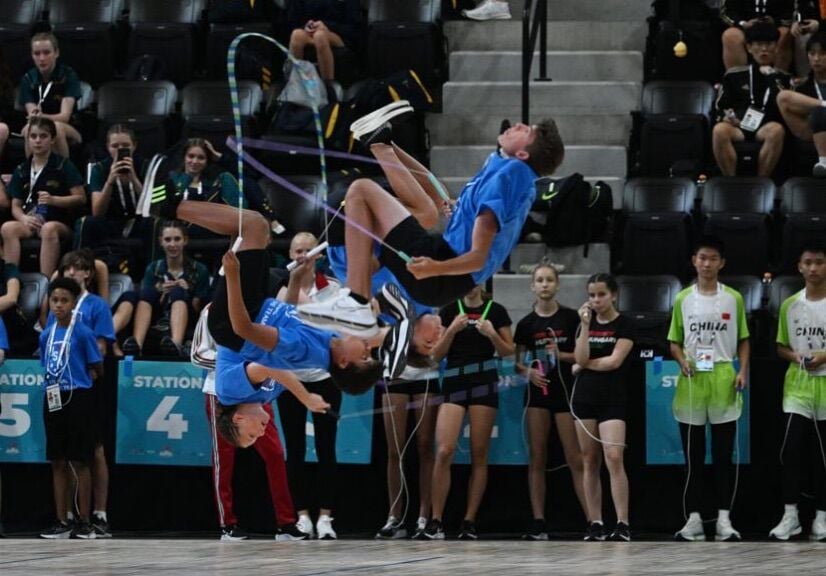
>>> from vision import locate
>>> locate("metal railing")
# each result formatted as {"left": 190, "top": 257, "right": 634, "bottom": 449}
{"left": 521, "top": 0, "right": 552, "bottom": 124}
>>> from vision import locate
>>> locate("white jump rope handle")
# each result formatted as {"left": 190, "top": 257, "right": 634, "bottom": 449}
{"left": 218, "top": 236, "right": 244, "bottom": 277}
{"left": 287, "top": 241, "right": 328, "bottom": 271}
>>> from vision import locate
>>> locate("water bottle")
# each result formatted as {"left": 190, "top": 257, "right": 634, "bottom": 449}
{"left": 35, "top": 202, "right": 48, "bottom": 222}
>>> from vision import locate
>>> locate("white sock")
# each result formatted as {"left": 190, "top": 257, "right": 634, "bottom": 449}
{"left": 784, "top": 504, "right": 798, "bottom": 515}
{"left": 592, "top": 519, "right": 603, "bottom": 525}
{"left": 66, "top": 511, "right": 75, "bottom": 521}
{"left": 93, "top": 510, "right": 107, "bottom": 522}
{"left": 318, "top": 514, "right": 331, "bottom": 521}
{"left": 816, "top": 510, "right": 826, "bottom": 522}
{"left": 299, "top": 513, "right": 311, "bottom": 520}
{"left": 819, "top": 156, "right": 826, "bottom": 164}
{"left": 820, "top": 101, "right": 826, "bottom": 107}
{"left": 688, "top": 512, "right": 702, "bottom": 522}
{"left": 718, "top": 509, "right": 730, "bottom": 522}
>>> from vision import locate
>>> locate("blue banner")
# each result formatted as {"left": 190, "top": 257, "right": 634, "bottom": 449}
{"left": 116, "top": 361, "right": 212, "bottom": 466}
{"left": 0, "top": 360, "right": 47, "bottom": 463}
{"left": 646, "top": 360, "right": 751, "bottom": 465}
{"left": 272, "top": 388, "right": 374, "bottom": 465}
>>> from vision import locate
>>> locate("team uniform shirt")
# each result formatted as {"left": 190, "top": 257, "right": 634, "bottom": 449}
{"left": 668, "top": 283, "right": 749, "bottom": 425}
{"left": 215, "top": 346, "right": 286, "bottom": 405}
{"left": 514, "top": 306, "right": 579, "bottom": 408}
{"left": 17, "top": 62, "right": 82, "bottom": 115}
{"left": 0, "top": 317, "right": 8, "bottom": 352}
{"left": 45, "top": 292, "right": 115, "bottom": 343}
{"left": 38, "top": 321, "right": 102, "bottom": 391}
{"left": 292, "top": 281, "right": 337, "bottom": 383}
{"left": 7, "top": 153, "right": 84, "bottom": 226}
{"left": 140, "top": 259, "right": 211, "bottom": 302}
{"left": 442, "top": 153, "right": 537, "bottom": 284}
{"left": 715, "top": 63, "right": 790, "bottom": 126}
{"left": 439, "top": 299, "right": 511, "bottom": 388}
{"left": 89, "top": 156, "right": 149, "bottom": 222}
{"left": 573, "top": 314, "right": 635, "bottom": 406}
{"left": 169, "top": 171, "right": 246, "bottom": 208}
{"left": 777, "top": 290, "right": 826, "bottom": 420}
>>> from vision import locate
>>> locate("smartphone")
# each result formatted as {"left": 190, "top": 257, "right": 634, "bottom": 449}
{"left": 116, "top": 147, "right": 130, "bottom": 173}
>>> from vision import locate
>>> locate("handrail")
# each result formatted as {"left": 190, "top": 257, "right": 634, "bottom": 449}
{"left": 521, "top": 0, "right": 551, "bottom": 124}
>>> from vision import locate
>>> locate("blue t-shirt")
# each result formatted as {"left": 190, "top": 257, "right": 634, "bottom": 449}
{"left": 240, "top": 298, "right": 333, "bottom": 370}
{"left": 46, "top": 292, "right": 115, "bottom": 342}
{"left": 215, "top": 345, "right": 285, "bottom": 405}
{"left": 0, "top": 317, "right": 8, "bottom": 352}
{"left": 442, "top": 153, "right": 537, "bottom": 284}
{"left": 327, "top": 244, "right": 433, "bottom": 319}
{"left": 39, "top": 321, "right": 102, "bottom": 390}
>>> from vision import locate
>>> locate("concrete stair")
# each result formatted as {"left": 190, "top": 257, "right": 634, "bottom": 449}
{"left": 449, "top": 51, "right": 643, "bottom": 82}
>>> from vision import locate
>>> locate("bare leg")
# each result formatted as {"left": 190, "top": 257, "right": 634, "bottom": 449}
{"left": 599, "top": 420, "right": 629, "bottom": 524}
{"left": 777, "top": 90, "right": 818, "bottom": 139}
{"left": 814, "top": 131, "right": 826, "bottom": 157}
{"left": 430, "top": 403, "right": 466, "bottom": 520}
{"left": 369, "top": 144, "right": 438, "bottom": 229}
{"left": 722, "top": 27, "right": 747, "bottom": 70}
{"left": 756, "top": 122, "right": 785, "bottom": 177}
{"left": 382, "top": 392, "right": 410, "bottom": 518}
{"left": 414, "top": 391, "right": 437, "bottom": 518}
{"left": 712, "top": 122, "right": 745, "bottom": 176}
{"left": 52, "top": 460, "right": 69, "bottom": 522}
{"left": 176, "top": 201, "right": 270, "bottom": 251}
{"left": 312, "top": 30, "right": 344, "bottom": 81}
{"left": 775, "top": 27, "right": 793, "bottom": 73}
{"left": 556, "top": 412, "right": 590, "bottom": 521}
{"left": 92, "top": 445, "right": 108, "bottom": 516}
{"left": 575, "top": 419, "right": 603, "bottom": 522}
{"left": 169, "top": 300, "right": 188, "bottom": 345}
{"left": 0, "top": 122, "right": 8, "bottom": 158}
{"left": 113, "top": 301, "right": 135, "bottom": 333}
{"left": 131, "top": 301, "right": 153, "bottom": 347}
{"left": 54, "top": 122, "right": 83, "bottom": 159}
{"left": 526, "top": 407, "right": 551, "bottom": 520}
{"left": 71, "top": 461, "right": 93, "bottom": 521}
{"left": 391, "top": 142, "right": 450, "bottom": 215}
{"left": 289, "top": 28, "right": 311, "bottom": 60}
{"left": 0, "top": 221, "right": 33, "bottom": 266}
{"left": 39, "top": 221, "right": 71, "bottom": 277}
{"left": 464, "top": 404, "right": 496, "bottom": 522}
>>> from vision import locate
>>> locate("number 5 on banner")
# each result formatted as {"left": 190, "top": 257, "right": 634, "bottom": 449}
{"left": 0, "top": 393, "right": 32, "bottom": 437}
{"left": 147, "top": 396, "right": 189, "bottom": 440}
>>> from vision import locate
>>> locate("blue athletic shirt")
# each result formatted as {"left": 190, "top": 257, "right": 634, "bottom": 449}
{"left": 326, "top": 244, "right": 434, "bottom": 319}
{"left": 215, "top": 345, "right": 285, "bottom": 405}
{"left": 46, "top": 292, "right": 115, "bottom": 342}
{"left": 0, "top": 317, "right": 8, "bottom": 352}
{"left": 442, "top": 153, "right": 537, "bottom": 284}
{"left": 38, "top": 321, "right": 102, "bottom": 390}
{"left": 240, "top": 298, "right": 333, "bottom": 371}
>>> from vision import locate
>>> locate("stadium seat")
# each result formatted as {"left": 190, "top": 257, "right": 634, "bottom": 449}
{"left": 18, "top": 272, "right": 48, "bottom": 324}
{"left": 181, "top": 80, "right": 263, "bottom": 146}
{"left": 768, "top": 275, "right": 805, "bottom": 319}
{"left": 107, "top": 273, "right": 135, "bottom": 308}
{"left": 0, "top": 0, "right": 45, "bottom": 79}
{"left": 622, "top": 177, "right": 696, "bottom": 213}
{"left": 260, "top": 175, "right": 324, "bottom": 240}
{"left": 640, "top": 80, "right": 716, "bottom": 120}
{"left": 719, "top": 275, "right": 764, "bottom": 314}
{"left": 97, "top": 81, "right": 178, "bottom": 158}
{"left": 778, "top": 179, "right": 826, "bottom": 272}
{"left": 700, "top": 177, "right": 776, "bottom": 214}
{"left": 128, "top": 0, "right": 205, "bottom": 23}
{"left": 616, "top": 274, "right": 682, "bottom": 354}
{"left": 621, "top": 213, "right": 692, "bottom": 279}
{"left": 205, "top": 21, "right": 277, "bottom": 82}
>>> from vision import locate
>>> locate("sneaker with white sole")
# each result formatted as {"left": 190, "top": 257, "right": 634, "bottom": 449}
{"left": 714, "top": 516, "right": 741, "bottom": 541}
{"left": 40, "top": 520, "right": 73, "bottom": 539}
{"left": 221, "top": 524, "right": 249, "bottom": 541}
{"left": 814, "top": 161, "right": 826, "bottom": 178}
{"left": 376, "top": 282, "right": 412, "bottom": 324}
{"left": 463, "top": 0, "right": 512, "bottom": 21}
{"left": 296, "top": 514, "right": 315, "bottom": 539}
{"left": 275, "top": 523, "right": 310, "bottom": 541}
{"left": 411, "top": 516, "right": 428, "bottom": 540}
{"left": 316, "top": 515, "right": 337, "bottom": 540}
{"left": 769, "top": 510, "right": 802, "bottom": 541}
{"left": 675, "top": 513, "right": 705, "bottom": 541}
{"left": 297, "top": 289, "right": 379, "bottom": 336}
{"left": 350, "top": 101, "right": 413, "bottom": 138}
{"left": 424, "top": 518, "right": 445, "bottom": 540}
{"left": 810, "top": 511, "right": 826, "bottom": 542}
{"left": 382, "top": 317, "right": 411, "bottom": 380}
{"left": 375, "top": 516, "right": 407, "bottom": 540}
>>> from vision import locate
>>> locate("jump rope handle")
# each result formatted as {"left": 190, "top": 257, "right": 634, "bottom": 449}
{"left": 286, "top": 241, "right": 329, "bottom": 272}
{"left": 218, "top": 236, "right": 244, "bottom": 277}
{"left": 325, "top": 408, "right": 340, "bottom": 420}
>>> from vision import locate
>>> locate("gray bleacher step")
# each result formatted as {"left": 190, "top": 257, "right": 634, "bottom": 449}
{"left": 431, "top": 145, "right": 627, "bottom": 179}
{"left": 442, "top": 81, "right": 641, "bottom": 116}
{"left": 439, "top": 176, "right": 625, "bottom": 209}
{"left": 493, "top": 273, "right": 593, "bottom": 312}
{"left": 426, "top": 114, "right": 631, "bottom": 146}
{"left": 450, "top": 51, "right": 643, "bottom": 82}
{"left": 444, "top": 21, "right": 647, "bottom": 52}
{"left": 509, "top": 0, "right": 651, "bottom": 21}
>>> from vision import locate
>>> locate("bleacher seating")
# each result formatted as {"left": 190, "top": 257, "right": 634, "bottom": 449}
{"left": 779, "top": 178, "right": 826, "bottom": 274}
{"left": 616, "top": 274, "right": 682, "bottom": 353}
{"left": 0, "top": 0, "right": 45, "bottom": 80}
{"left": 18, "top": 272, "right": 48, "bottom": 324}
{"left": 107, "top": 273, "right": 134, "bottom": 308}
{"left": 181, "top": 80, "right": 263, "bottom": 146}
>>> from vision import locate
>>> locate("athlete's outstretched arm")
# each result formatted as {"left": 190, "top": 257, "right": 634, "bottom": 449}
{"left": 223, "top": 250, "right": 280, "bottom": 351}
{"left": 245, "top": 363, "right": 329, "bottom": 413}
{"left": 406, "top": 210, "right": 497, "bottom": 279}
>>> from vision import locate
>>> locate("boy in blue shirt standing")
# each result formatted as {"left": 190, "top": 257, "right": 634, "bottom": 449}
{"left": 39, "top": 278, "right": 103, "bottom": 539}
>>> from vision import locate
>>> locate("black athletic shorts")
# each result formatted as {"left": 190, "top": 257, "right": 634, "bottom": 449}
{"left": 570, "top": 401, "right": 626, "bottom": 423}
{"left": 208, "top": 249, "right": 270, "bottom": 352}
{"left": 441, "top": 376, "right": 499, "bottom": 409}
{"left": 525, "top": 381, "right": 570, "bottom": 414}
{"left": 384, "top": 377, "right": 441, "bottom": 396}
{"left": 43, "top": 387, "right": 97, "bottom": 462}
{"left": 379, "top": 216, "right": 475, "bottom": 307}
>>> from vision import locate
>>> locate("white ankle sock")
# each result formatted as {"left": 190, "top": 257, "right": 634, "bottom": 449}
{"left": 93, "top": 510, "right": 107, "bottom": 522}
{"left": 784, "top": 504, "right": 798, "bottom": 515}
{"left": 819, "top": 156, "right": 826, "bottom": 164}
{"left": 718, "top": 509, "right": 730, "bottom": 522}
{"left": 688, "top": 512, "right": 702, "bottom": 522}
{"left": 816, "top": 510, "right": 826, "bottom": 522}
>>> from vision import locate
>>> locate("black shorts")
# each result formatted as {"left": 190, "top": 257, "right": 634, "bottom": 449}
{"left": 379, "top": 216, "right": 475, "bottom": 308}
{"left": 525, "top": 381, "right": 570, "bottom": 414}
{"left": 570, "top": 401, "right": 626, "bottom": 423}
{"left": 208, "top": 249, "right": 270, "bottom": 352}
{"left": 384, "top": 377, "right": 441, "bottom": 396}
{"left": 441, "top": 376, "right": 499, "bottom": 409}
{"left": 43, "top": 387, "right": 97, "bottom": 462}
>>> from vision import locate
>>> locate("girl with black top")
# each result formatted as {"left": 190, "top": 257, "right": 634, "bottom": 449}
{"left": 572, "top": 273, "right": 635, "bottom": 542}
{"left": 424, "top": 285, "right": 514, "bottom": 540}
{"left": 1, "top": 117, "right": 85, "bottom": 277}
{"left": 515, "top": 264, "right": 587, "bottom": 540}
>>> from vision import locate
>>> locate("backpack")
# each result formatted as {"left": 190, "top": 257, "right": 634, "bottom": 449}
{"left": 530, "top": 173, "right": 613, "bottom": 250}
{"left": 124, "top": 54, "right": 167, "bottom": 82}
{"left": 350, "top": 69, "right": 434, "bottom": 117}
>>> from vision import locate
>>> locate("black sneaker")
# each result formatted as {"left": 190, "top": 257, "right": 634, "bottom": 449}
{"left": 221, "top": 524, "right": 249, "bottom": 541}
{"left": 149, "top": 180, "right": 182, "bottom": 220}
{"left": 609, "top": 522, "right": 631, "bottom": 542}
{"left": 376, "top": 282, "right": 411, "bottom": 323}
{"left": 375, "top": 517, "right": 407, "bottom": 540}
{"left": 275, "top": 523, "right": 309, "bottom": 541}
{"left": 424, "top": 518, "right": 445, "bottom": 540}
{"left": 122, "top": 336, "right": 141, "bottom": 357}
{"left": 522, "top": 518, "right": 548, "bottom": 541}
{"left": 40, "top": 520, "right": 73, "bottom": 539}
{"left": 584, "top": 521, "right": 606, "bottom": 542}
{"left": 410, "top": 519, "right": 428, "bottom": 540}
{"left": 91, "top": 514, "right": 111, "bottom": 538}
{"left": 72, "top": 520, "right": 97, "bottom": 539}
{"left": 362, "top": 122, "right": 393, "bottom": 147}
{"left": 457, "top": 520, "right": 478, "bottom": 540}
{"left": 160, "top": 335, "right": 183, "bottom": 357}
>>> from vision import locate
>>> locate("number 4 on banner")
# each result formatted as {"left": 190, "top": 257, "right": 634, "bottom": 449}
{"left": 147, "top": 396, "right": 189, "bottom": 440}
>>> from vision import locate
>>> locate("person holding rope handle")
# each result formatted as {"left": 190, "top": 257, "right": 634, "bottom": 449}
{"left": 668, "top": 236, "right": 750, "bottom": 542}
{"left": 571, "top": 273, "right": 635, "bottom": 542}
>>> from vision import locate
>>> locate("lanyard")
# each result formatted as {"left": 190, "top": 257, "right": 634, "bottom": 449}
{"left": 748, "top": 66, "right": 771, "bottom": 108}
{"left": 692, "top": 283, "right": 723, "bottom": 347}
{"left": 816, "top": 81, "right": 824, "bottom": 102}
{"left": 38, "top": 81, "right": 53, "bottom": 107}
{"left": 25, "top": 159, "right": 46, "bottom": 209}
{"left": 115, "top": 178, "right": 136, "bottom": 212}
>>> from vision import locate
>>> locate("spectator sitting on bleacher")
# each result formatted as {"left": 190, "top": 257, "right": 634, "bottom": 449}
{"left": 121, "top": 220, "right": 210, "bottom": 358}
{"left": 287, "top": 0, "right": 362, "bottom": 87}
{"left": 712, "top": 22, "right": 789, "bottom": 177}
{"left": 720, "top": 1, "right": 794, "bottom": 72}
{"left": 1, "top": 117, "right": 85, "bottom": 277}
{"left": 0, "top": 257, "right": 37, "bottom": 355}
{"left": 77, "top": 125, "right": 151, "bottom": 251}
{"left": 777, "top": 31, "right": 826, "bottom": 177}
{"left": 166, "top": 138, "right": 245, "bottom": 240}
{"left": 18, "top": 33, "right": 83, "bottom": 159}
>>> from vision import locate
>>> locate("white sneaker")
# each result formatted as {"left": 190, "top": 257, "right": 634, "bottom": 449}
{"left": 463, "top": 0, "right": 512, "bottom": 21}
{"left": 813, "top": 161, "right": 826, "bottom": 178}
{"left": 810, "top": 512, "right": 826, "bottom": 542}
{"left": 316, "top": 515, "right": 337, "bottom": 540}
{"left": 675, "top": 513, "right": 705, "bottom": 541}
{"left": 296, "top": 514, "right": 315, "bottom": 539}
{"left": 297, "top": 289, "right": 379, "bottom": 336}
{"left": 375, "top": 516, "right": 408, "bottom": 539}
{"left": 350, "top": 101, "right": 414, "bottom": 139}
{"left": 714, "top": 516, "right": 741, "bottom": 541}
{"left": 769, "top": 511, "right": 802, "bottom": 541}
